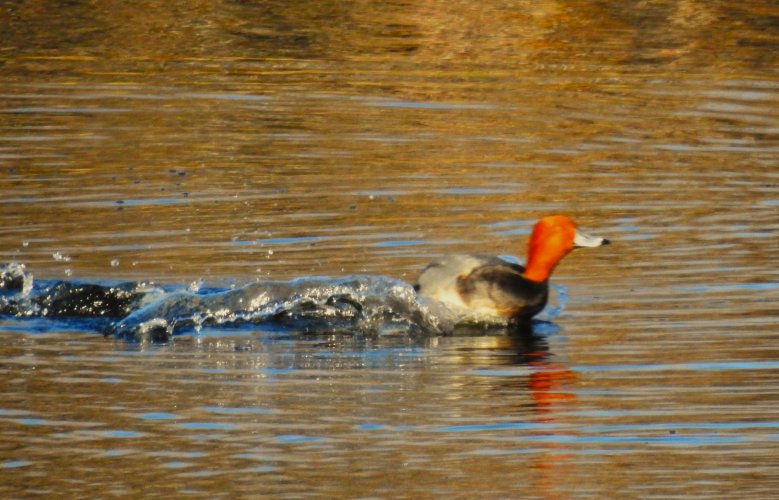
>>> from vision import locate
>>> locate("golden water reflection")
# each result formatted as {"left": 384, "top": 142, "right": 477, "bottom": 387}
{"left": 1, "top": 0, "right": 778, "bottom": 497}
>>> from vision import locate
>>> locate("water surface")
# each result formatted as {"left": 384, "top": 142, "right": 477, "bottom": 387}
{"left": 1, "top": 1, "right": 778, "bottom": 497}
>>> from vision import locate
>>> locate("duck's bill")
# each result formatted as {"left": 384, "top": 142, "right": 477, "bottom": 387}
{"left": 573, "top": 230, "right": 610, "bottom": 248}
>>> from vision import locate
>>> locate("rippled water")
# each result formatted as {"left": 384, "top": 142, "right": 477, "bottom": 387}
{"left": 1, "top": 1, "right": 779, "bottom": 497}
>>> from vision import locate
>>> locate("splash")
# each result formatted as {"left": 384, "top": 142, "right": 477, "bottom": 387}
{"left": 109, "top": 276, "right": 453, "bottom": 342}
{"left": 0, "top": 264, "right": 566, "bottom": 343}
{"left": 0, "top": 265, "right": 451, "bottom": 342}
{"left": 0, "top": 263, "right": 33, "bottom": 297}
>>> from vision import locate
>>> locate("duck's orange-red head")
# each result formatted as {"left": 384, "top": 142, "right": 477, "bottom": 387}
{"left": 522, "top": 215, "right": 580, "bottom": 283}
{"left": 522, "top": 215, "right": 610, "bottom": 282}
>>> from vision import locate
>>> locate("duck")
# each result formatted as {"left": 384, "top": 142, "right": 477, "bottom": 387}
{"left": 414, "top": 215, "right": 609, "bottom": 322}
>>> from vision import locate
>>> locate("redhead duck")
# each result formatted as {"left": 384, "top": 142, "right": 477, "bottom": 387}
{"left": 414, "top": 215, "right": 609, "bottom": 322}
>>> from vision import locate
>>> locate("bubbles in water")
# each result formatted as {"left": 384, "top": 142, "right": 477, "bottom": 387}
{"left": 135, "top": 318, "right": 173, "bottom": 344}
{"left": 52, "top": 251, "right": 71, "bottom": 262}
{"left": 188, "top": 279, "right": 203, "bottom": 293}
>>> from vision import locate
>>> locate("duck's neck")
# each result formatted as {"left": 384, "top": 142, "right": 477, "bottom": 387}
{"left": 522, "top": 252, "right": 558, "bottom": 283}
{"left": 522, "top": 238, "right": 570, "bottom": 283}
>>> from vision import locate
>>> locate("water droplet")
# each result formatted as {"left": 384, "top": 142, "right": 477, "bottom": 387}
{"left": 52, "top": 251, "right": 71, "bottom": 262}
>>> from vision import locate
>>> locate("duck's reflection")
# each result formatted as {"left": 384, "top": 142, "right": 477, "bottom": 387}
{"left": 510, "top": 326, "right": 577, "bottom": 500}
{"left": 443, "top": 323, "right": 577, "bottom": 499}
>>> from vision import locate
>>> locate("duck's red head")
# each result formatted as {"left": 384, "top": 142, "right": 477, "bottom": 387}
{"left": 522, "top": 215, "right": 609, "bottom": 283}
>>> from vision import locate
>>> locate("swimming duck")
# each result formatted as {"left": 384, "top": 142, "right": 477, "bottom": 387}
{"left": 414, "top": 215, "right": 609, "bottom": 322}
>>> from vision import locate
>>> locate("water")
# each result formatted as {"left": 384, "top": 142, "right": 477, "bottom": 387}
{"left": 1, "top": 1, "right": 779, "bottom": 497}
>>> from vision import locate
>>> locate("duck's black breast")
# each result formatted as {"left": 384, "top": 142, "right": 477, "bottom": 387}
{"left": 455, "top": 261, "right": 549, "bottom": 320}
